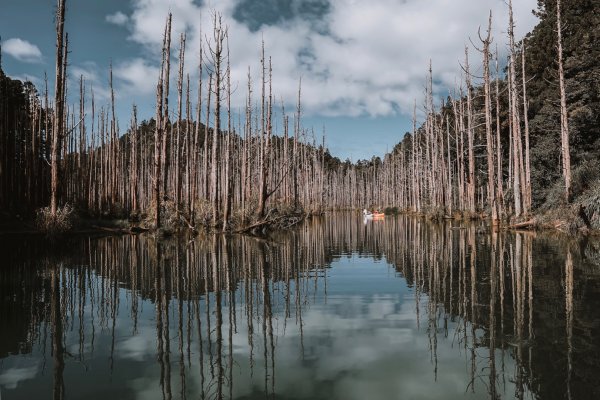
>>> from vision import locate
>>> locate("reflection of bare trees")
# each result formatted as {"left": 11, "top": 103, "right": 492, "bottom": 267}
{"left": 1, "top": 216, "right": 600, "bottom": 399}
{"left": 51, "top": 266, "right": 65, "bottom": 400}
{"left": 1, "top": 232, "right": 329, "bottom": 399}
{"left": 565, "top": 247, "right": 573, "bottom": 400}
{"left": 334, "top": 216, "right": 599, "bottom": 400}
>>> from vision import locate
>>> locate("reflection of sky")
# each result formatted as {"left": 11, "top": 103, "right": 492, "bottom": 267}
{"left": 0, "top": 364, "right": 39, "bottom": 389}
{"left": 0, "top": 255, "right": 525, "bottom": 399}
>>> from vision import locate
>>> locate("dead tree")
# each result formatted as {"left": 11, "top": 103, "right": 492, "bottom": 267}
{"left": 508, "top": 0, "right": 524, "bottom": 217}
{"left": 208, "top": 12, "right": 227, "bottom": 226}
{"left": 161, "top": 14, "right": 172, "bottom": 199}
{"left": 153, "top": 15, "right": 170, "bottom": 228}
{"left": 464, "top": 48, "right": 476, "bottom": 214}
{"left": 557, "top": 0, "right": 572, "bottom": 202}
{"left": 175, "top": 32, "right": 186, "bottom": 217}
{"left": 50, "top": 0, "right": 67, "bottom": 216}
{"left": 477, "top": 12, "right": 498, "bottom": 223}
{"left": 521, "top": 40, "right": 532, "bottom": 211}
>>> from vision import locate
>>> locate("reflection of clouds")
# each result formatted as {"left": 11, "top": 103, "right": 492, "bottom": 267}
{"left": 129, "top": 376, "right": 165, "bottom": 400}
{"left": 171, "top": 258, "right": 514, "bottom": 399}
{"left": 119, "top": 335, "right": 154, "bottom": 362}
{"left": 0, "top": 364, "right": 39, "bottom": 389}
{"left": 0, "top": 254, "right": 522, "bottom": 400}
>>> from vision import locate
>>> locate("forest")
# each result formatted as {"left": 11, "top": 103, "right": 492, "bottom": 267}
{"left": 0, "top": 0, "right": 599, "bottom": 234}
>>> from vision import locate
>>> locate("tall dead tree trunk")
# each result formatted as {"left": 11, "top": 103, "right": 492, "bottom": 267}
{"left": 521, "top": 41, "right": 532, "bottom": 212}
{"left": 191, "top": 44, "right": 203, "bottom": 224}
{"left": 293, "top": 79, "right": 301, "bottom": 210}
{"left": 50, "top": 0, "right": 67, "bottom": 216}
{"left": 257, "top": 44, "right": 272, "bottom": 218}
{"left": 210, "top": 13, "right": 226, "bottom": 226}
{"left": 175, "top": 33, "right": 186, "bottom": 218}
{"left": 479, "top": 12, "right": 497, "bottom": 223}
{"left": 464, "top": 48, "right": 476, "bottom": 215}
{"left": 161, "top": 14, "right": 172, "bottom": 198}
{"left": 203, "top": 73, "right": 212, "bottom": 201}
{"left": 223, "top": 36, "right": 232, "bottom": 231}
{"left": 557, "top": 0, "right": 572, "bottom": 202}
{"left": 153, "top": 16, "right": 169, "bottom": 229}
{"left": 508, "top": 0, "right": 523, "bottom": 218}
{"left": 495, "top": 46, "right": 504, "bottom": 219}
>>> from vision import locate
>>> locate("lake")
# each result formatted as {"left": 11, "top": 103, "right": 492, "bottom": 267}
{"left": 1, "top": 214, "right": 599, "bottom": 399}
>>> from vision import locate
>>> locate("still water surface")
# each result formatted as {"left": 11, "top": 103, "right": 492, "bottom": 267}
{"left": 1, "top": 215, "right": 599, "bottom": 399}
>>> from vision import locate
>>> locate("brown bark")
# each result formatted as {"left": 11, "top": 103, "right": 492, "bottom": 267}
{"left": 50, "top": 0, "right": 67, "bottom": 216}
{"left": 557, "top": 0, "right": 572, "bottom": 202}
{"left": 479, "top": 12, "right": 498, "bottom": 223}
{"left": 508, "top": 0, "right": 523, "bottom": 218}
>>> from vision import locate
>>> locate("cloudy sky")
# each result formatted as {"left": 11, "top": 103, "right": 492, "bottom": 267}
{"left": 1, "top": 0, "right": 538, "bottom": 160}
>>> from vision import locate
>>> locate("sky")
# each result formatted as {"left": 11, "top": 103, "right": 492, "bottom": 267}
{"left": 0, "top": 0, "right": 539, "bottom": 161}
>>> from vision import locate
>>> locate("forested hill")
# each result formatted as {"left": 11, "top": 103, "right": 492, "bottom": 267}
{"left": 524, "top": 0, "right": 600, "bottom": 205}
{"left": 380, "top": 0, "right": 599, "bottom": 222}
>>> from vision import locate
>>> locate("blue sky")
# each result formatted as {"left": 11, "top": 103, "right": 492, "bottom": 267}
{"left": 1, "top": 0, "right": 538, "bottom": 160}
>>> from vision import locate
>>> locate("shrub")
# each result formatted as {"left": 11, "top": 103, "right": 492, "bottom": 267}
{"left": 571, "top": 159, "right": 600, "bottom": 198}
{"left": 144, "top": 200, "right": 188, "bottom": 232}
{"left": 36, "top": 204, "right": 75, "bottom": 234}
{"left": 579, "top": 178, "right": 600, "bottom": 230}
{"left": 194, "top": 199, "right": 214, "bottom": 226}
{"left": 384, "top": 206, "right": 399, "bottom": 215}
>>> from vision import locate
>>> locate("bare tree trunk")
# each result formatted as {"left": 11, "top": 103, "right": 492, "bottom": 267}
{"left": 258, "top": 50, "right": 275, "bottom": 218}
{"left": 258, "top": 42, "right": 268, "bottom": 218}
{"left": 223, "top": 36, "right": 232, "bottom": 231}
{"left": 293, "top": 79, "right": 301, "bottom": 210}
{"left": 153, "top": 16, "right": 170, "bottom": 229}
{"left": 557, "top": 0, "right": 572, "bottom": 202}
{"left": 495, "top": 46, "right": 504, "bottom": 219}
{"left": 191, "top": 44, "right": 203, "bottom": 224}
{"left": 109, "top": 62, "right": 117, "bottom": 207}
{"left": 131, "top": 105, "right": 138, "bottom": 213}
{"left": 50, "top": 0, "right": 67, "bottom": 216}
{"left": 464, "top": 48, "right": 476, "bottom": 215}
{"left": 203, "top": 74, "right": 212, "bottom": 201}
{"left": 521, "top": 41, "right": 532, "bottom": 212}
{"left": 161, "top": 14, "right": 172, "bottom": 198}
{"left": 210, "top": 13, "right": 226, "bottom": 226}
{"left": 243, "top": 67, "right": 251, "bottom": 218}
{"left": 411, "top": 101, "right": 418, "bottom": 212}
{"left": 175, "top": 33, "right": 186, "bottom": 218}
{"left": 479, "top": 12, "right": 497, "bottom": 223}
{"left": 508, "top": 0, "right": 523, "bottom": 218}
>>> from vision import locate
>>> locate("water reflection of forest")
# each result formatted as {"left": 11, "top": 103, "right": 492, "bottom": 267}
{"left": 1, "top": 215, "right": 599, "bottom": 399}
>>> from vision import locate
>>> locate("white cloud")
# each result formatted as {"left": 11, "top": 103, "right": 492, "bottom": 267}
{"left": 2, "top": 38, "right": 43, "bottom": 63}
{"left": 113, "top": 58, "right": 160, "bottom": 95}
{"left": 68, "top": 61, "right": 112, "bottom": 102}
{"left": 106, "top": 11, "right": 129, "bottom": 26}
{"left": 114, "top": 0, "right": 538, "bottom": 120}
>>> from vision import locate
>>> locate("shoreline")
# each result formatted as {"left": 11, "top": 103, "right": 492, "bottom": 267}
{"left": 1, "top": 207, "right": 598, "bottom": 237}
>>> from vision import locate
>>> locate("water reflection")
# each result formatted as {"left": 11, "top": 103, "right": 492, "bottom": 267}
{"left": 1, "top": 215, "right": 599, "bottom": 399}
